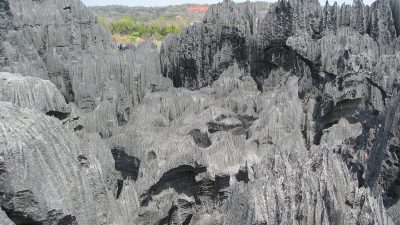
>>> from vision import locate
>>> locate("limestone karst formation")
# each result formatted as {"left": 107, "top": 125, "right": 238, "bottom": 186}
{"left": 0, "top": 0, "right": 400, "bottom": 224}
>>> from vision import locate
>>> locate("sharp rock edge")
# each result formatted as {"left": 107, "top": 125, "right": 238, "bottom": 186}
{"left": 0, "top": 0, "right": 400, "bottom": 224}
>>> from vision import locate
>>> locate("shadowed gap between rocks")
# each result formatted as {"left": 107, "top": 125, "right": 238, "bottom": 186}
{"left": 139, "top": 164, "right": 230, "bottom": 208}
{"left": 313, "top": 98, "right": 363, "bottom": 145}
{"left": 111, "top": 147, "right": 140, "bottom": 180}
{"left": 140, "top": 165, "right": 207, "bottom": 207}
{"left": 111, "top": 147, "right": 141, "bottom": 199}
{"left": 45, "top": 111, "right": 70, "bottom": 120}
{"left": 156, "top": 201, "right": 193, "bottom": 225}
{"left": 188, "top": 129, "right": 211, "bottom": 148}
{"left": 207, "top": 115, "right": 258, "bottom": 137}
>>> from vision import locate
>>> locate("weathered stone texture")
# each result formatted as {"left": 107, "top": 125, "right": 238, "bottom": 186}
{"left": 1, "top": 0, "right": 400, "bottom": 224}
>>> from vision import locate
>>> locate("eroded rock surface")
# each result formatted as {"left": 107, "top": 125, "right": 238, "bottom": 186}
{"left": 0, "top": 0, "right": 400, "bottom": 224}
{"left": 0, "top": 72, "right": 70, "bottom": 115}
{"left": 0, "top": 102, "right": 119, "bottom": 225}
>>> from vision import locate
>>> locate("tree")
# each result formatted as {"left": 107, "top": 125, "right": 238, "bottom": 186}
{"left": 110, "top": 16, "right": 136, "bottom": 35}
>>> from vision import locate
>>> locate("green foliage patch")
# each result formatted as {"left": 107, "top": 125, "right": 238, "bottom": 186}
{"left": 99, "top": 15, "right": 186, "bottom": 43}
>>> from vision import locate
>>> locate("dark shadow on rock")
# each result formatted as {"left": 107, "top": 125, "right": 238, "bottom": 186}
{"left": 188, "top": 129, "right": 212, "bottom": 148}
{"left": 46, "top": 111, "right": 70, "bottom": 120}
{"left": 111, "top": 147, "right": 140, "bottom": 180}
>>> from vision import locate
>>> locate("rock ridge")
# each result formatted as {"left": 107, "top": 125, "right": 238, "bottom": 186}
{"left": 1, "top": 0, "right": 400, "bottom": 224}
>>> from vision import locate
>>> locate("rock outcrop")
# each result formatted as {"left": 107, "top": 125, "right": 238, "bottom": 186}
{"left": 0, "top": 102, "right": 118, "bottom": 225}
{"left": 159, "top": 0, "right": 400, "bottom": 224}
{"left": 0, "top": 72, "right": 70, "bottom": 116}
{"left": 160, "top": 0, "right": 257, "bottom": 89}
{"left": 1, "top": 0, "right": 400, "bottom": 224}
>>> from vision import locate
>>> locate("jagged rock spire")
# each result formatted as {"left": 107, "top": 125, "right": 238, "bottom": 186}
{"left": 368, "top": 0, "right": 397, "bottom": 44}
{"left": 390, "top": 0, "right": 400, "bottom": 36}
{"left": 351, "top": 0, "right": 366, "bottom": 34}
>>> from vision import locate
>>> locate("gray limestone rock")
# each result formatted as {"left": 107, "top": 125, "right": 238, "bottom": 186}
{"left": 0, "top": 72, "right": 70, "bottom": 116}
{"left": 0, "top": 101, "right": 121, "bottom": 225}
{"left": 160, "top": 0, "right": 257, "bottom": 89}
{"left": 1, "top": 0, "right": 400, "bottom": 224}
{"left": 391, "top": 0, "right": 400, "bottom": 37}
{"left": 0, "top": 208, "right": 15, "bottom": 225}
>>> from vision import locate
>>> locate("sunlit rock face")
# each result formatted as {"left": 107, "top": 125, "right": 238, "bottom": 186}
{"left": 0, "top": 0, "right": 400, "bottom": 224}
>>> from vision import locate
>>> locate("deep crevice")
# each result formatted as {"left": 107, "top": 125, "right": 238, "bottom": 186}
{"left": 235, "top": 165, "right": 251, "bottom": 183}
{"left": 116, "top": 179, "right": 123, "bottom": 199}
{"left": 73, "top": 125, "right": 83, "bottom": 131}
{"left": 188, "top": 129, "right": 212, "bottom": 148}
{"left": 77, "top": 155, "right": 89, "bottom": 168}
{"left": 139, "top": 165, "right": 230, "bottom": 210}
{"left": 46, "top": 111, "right": 70, "bottom": 120}
{"left": 182, "top": 214, "right": 193, "bottom": 225}
{"left": 366, "top": 77, "right": 388, "bottom": 106}
{"left": 207, "top": 115, "right": 257, "bottom": 135}
{"left": 140, "top": 165, "right": 207, "bottom": 206}
{"left": 313, "top": 98, "right": 362, "bottom": 145}
{"left": 111, "top": 147, "right": 140, "bottom": 180}
{"left": 116, "top": 107, "right": 130, "bottom": 126}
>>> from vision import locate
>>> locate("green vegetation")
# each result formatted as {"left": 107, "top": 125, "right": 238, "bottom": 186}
{"left": 90, "top": 4, "right": 208, "bottom": 45}
{"left": 91, "top": 3, "right": 272, "bottom": 45}
{"left": 98, "top": 15, "right": 189, "bottom": 44}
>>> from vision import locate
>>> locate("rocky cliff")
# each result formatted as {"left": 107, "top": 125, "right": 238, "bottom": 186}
{"left": 0, "top": 0, "right": 400, "bottom": 224}
{"left": 160, "top": 0, "right": 400, "bottom": 223}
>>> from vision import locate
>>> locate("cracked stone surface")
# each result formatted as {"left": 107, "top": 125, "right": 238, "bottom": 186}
{"left": 0, "top": 0, "right": 400, "bottom": 224}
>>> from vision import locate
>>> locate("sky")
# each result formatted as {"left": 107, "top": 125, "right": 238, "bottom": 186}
{"left": 81, "top": 0, "right": 376, "bottom": 7}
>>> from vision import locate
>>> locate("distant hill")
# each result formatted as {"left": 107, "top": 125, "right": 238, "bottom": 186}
{"left": 88, "top": 2, "right": 273, "bottom": 24}
{"left": 88, "top": 4, "right": 208, "bottom": 24}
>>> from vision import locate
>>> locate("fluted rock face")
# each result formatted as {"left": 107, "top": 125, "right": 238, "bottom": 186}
{"left": 157, "top": 0, "right": 400, "bottom": 224}
{"left": 1, "top": 0, "right": 400, "bottom": 224}
{"left": 0, "top": 0, "right": 169, "bottom": 224}
{"left": 0, "top": 72, "right": 70, "bottom": 115}
{"left": 0, "top": 0, "right": 110, "bottom": 100}
{"left": 0, "top": 102, "right": 120, "bottom": 225}
{"left": 0, "top": 0, "right": 171, "bottom": 137}
{"left": 161, "top": 0, "right": 398, "bottom": 91}
{"left": 160, "top": 0, "right": 257, "bottom": 89}
{"left": 391, "top": 0, "right": 400, "bottom": 36}
{"left": 0, "top": 0, "right": 169, "bottom": 106}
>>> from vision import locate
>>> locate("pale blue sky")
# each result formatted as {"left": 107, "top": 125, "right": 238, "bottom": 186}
{"left": 82, "top": 0, "right": 376, "bottom": 7}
